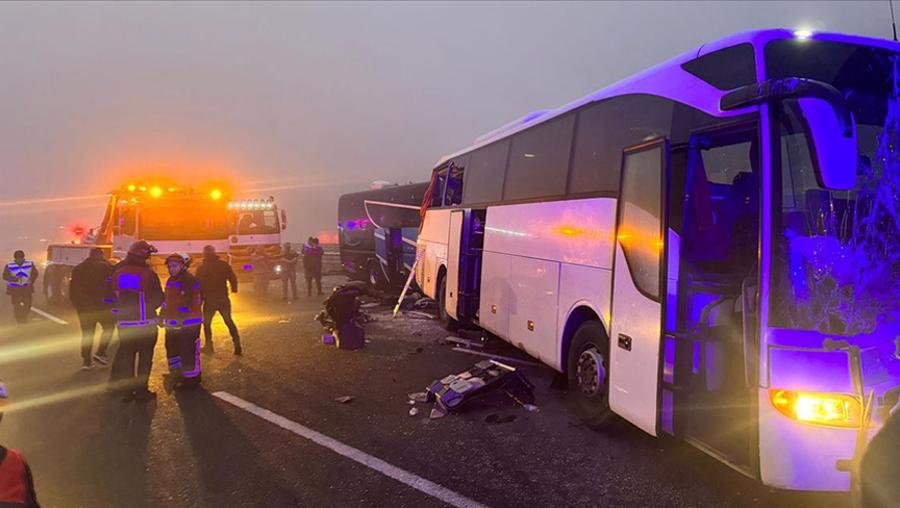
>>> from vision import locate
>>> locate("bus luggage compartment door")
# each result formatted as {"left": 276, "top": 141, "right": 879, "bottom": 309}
{"left": 609, "top": 140, "right": 668, "bottom": 436}
{"left": 446, "top": 210, "right": 464, "bottom": 320}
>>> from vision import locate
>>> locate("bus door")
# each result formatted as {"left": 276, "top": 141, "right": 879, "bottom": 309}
{"left": 672, "top": 125, "right": 760, "bottom": 475}
{"left": 609, "top": 139, "right": 669, "bottom": 436}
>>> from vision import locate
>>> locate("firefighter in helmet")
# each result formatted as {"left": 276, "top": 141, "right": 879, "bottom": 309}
{"left": 160, "top": 252, "right": 203, "bottom": 390}
{"left": 108, "top": 241, "right": 164, "bottom": 402}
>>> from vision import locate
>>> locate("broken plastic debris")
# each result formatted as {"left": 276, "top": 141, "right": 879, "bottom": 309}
{"left": 523, "top": 404, "right": 540, "bottom": 413}
{"left": 408, "top": 392, "right": 429, "bottom": 403}
{"left": 278, "top": 319, "right": 291, "bottom": 324}
{"left": 409, "top": 407, "right": 419, "bottom": 416}
{"left": 334, "top": 396, "right": 354, "bottom": 404}
{"left": 430, "top": 406, "right": 448, "bottom": 419}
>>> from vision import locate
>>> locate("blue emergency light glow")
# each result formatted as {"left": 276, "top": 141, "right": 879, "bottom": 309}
{"left": 118, "top": 274, "right": 141, "bottom": 290}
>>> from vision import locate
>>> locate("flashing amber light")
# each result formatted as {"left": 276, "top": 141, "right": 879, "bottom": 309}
{"left": 127, "top": 184, "right": 137, "bottom": 192}
{"left": 210, "top": 189, "right": 223, "bottom": 200}
{"left": 769, "top": 388, "right": 861, "bottom": 428}
{"left": 149, "top": 186, "right": 163, "bottom": 198}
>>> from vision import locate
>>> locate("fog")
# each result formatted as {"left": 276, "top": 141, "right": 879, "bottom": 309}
{"left": 0, "top": 1, "right": 890, "bottom": 259}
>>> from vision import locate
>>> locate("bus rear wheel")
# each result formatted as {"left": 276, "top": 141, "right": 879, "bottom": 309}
{"left": 437, "top": 275, "right": 458, "bottom": 332}
{"left": 566, "top": 321, "right": 613, "bottom": 427}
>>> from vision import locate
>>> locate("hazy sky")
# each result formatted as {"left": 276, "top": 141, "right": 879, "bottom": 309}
{"left": 0, "top": 0, "right": 892, "bottom": 257}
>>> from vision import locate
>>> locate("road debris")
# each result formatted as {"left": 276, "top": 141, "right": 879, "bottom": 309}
{"left": 334, "top": 395, "right": 355, "bottom": 404}
{"left": 408, "top": 346, "right": 424, "bottom": 355}
{"left": 315, "top": 281, "right": 370, "bottom": 350}
{"left": 277, "top": 319, "right": 291, "bottom": 324}
{"left": 408, "top": 407, "right": 419, "bottom": 416}
{"left": 522, "top": 404, "right": 540, "bottom": 413}
{"left": 429, "top": 406, "right": 448, "bottom": 419}
{"left": 405, "top": 311, "right": 436, "bottom": 320}
{"left": 425, "top": 359, "right": 535, "bottom": 414}
{"left": 442, "top": 336, "right": 484, "bottom": 349}
{"left": 408, "top": 392, "right": 429, "bottom": 403}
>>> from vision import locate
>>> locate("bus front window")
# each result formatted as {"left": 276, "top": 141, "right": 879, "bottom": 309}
{"left": 768, "top": 40, "right": 900, "bottom": 335}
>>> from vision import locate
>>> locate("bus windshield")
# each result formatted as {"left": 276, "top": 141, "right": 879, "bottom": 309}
{"left": 139, "top": 202, "right": 231, "bottom": 241}
{"left": 767, "top": 39, "right": 900, "bottom": 336}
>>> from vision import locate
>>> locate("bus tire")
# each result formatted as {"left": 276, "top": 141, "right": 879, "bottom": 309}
{"left": 566, "top": 320, "right": 613, "bottom": 427}
{"left": 437, "top": 275, "right": 458, "bottom": 332}
{"left": 367, "top": 260, "right": 387, "bottom": 289}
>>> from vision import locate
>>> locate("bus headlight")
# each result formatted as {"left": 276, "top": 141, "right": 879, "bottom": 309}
{"left": 769, "top": 389, "right": 861, "bottom": 428}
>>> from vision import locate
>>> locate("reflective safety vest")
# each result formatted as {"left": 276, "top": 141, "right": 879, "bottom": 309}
{"left": 161, "top": 272, "right": 202, "bottom": 328}
{"left": 112, "top": 264, "right": 154, "bottom": 327}
{"left": 0, "top": 447, "right": 30, "bottom": 506}
{"left": 5, "top": 261, "right": 33, "bottom": 288}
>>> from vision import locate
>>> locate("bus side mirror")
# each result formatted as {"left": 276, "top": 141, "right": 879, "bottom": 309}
{"left": 281, "top": 209, "right": 287, "bottom": 231}
{"left": 798, "top": 97, "right": 857, "bottom": 191}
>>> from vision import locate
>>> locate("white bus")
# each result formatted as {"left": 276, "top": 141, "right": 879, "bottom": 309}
{"left": 415, "top": 29, "right": 900, "bottom": 491}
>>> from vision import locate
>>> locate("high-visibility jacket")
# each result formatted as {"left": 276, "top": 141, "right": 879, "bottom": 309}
{"left": 111, "top": 257, "right": 163, "bottom": 327}
{"left": 161, "top": 270, "right": 202, "bottom": 328}
{"left": 0, "top": 446, "right": 38, "bottom": 507}
{"left": 4, "top": 262, "right": 34, "bottom": 289}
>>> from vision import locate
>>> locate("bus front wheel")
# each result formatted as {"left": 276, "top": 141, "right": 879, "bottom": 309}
{"left": 566, "top": 321, "right": 613, "bottom": 427}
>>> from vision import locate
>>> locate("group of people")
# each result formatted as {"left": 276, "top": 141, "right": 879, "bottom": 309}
{"left": 64, "top": 243, "right": 241, "bottom": 400}
{"left": 250, "top": 237, "right": 324, "bottom": 301}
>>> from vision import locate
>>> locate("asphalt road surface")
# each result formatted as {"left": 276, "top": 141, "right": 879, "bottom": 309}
{"left": 0, "top": 275, "right": 849, "bottom": 507}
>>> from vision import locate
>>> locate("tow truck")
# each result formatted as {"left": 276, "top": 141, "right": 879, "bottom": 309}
{"left": 44, "top": 181, "right": 233, "bottom": 303}
{"left": 226, "top": 196, "right": 287, "bottom": 282}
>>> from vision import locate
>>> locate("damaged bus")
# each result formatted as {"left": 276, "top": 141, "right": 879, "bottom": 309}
{"left": 415, "top": 29, "right": 900, "bottom": 491}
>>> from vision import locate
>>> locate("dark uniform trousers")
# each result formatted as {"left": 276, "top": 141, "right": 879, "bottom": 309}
{"left": 109, "top": 324, "right": 158, "bottom": 393}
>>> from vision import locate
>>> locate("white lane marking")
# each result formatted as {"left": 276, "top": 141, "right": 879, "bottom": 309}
{"left": 30, "top": 307, "right": 68, "bottom": 325}
{"left": 212, "top": 391, "right": 488, "bottom": 508}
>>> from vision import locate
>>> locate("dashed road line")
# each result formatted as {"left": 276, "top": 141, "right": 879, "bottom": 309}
{"left": 31, "top": 307, "right": 68, "bottom": 325}
{"left": 212, "top": 390, "right": 488, "bottom": 508}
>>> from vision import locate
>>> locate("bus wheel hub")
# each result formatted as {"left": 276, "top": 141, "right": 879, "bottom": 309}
{"left": 576, "top": 349, "right": 605, "bottom": 397}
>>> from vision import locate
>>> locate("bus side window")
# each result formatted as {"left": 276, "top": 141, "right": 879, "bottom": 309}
{"left": 445, "top": 157, "right": 467, "bottom": 206}
{"left": 431, "top": 166, "right": 448, "bottom": 207}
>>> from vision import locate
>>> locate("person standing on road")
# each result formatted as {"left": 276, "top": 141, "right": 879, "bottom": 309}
{"left": 108, "top": 241, "right": 164, "bottom": 402}
{"left": 196, "top": 245, "right": 242, "bottom": 355}
{"left": 160, "top": 253, "right": 203, "bottom": 390}
{"left": 69, "top": 247, "right": 115, "bottom": 370}
{"left": 250, "top": 247, "right": 270, "bottom": 297}
{"left": 303, "top": 237, "right": 324, "bottom": 297}
{"left": 3, "top": 251, "right": 38, "bottom": 325}
{"left": 0, "top": 380, "right": 40, "bottom": 507}
{"left": 279, "top": 242, "right": 299, "bottom": 301}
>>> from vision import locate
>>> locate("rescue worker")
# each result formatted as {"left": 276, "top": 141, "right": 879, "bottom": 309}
{"left": 0, "top": 380, "right": 40, "bottom": 507}
{"left": 279, "top": 242, "right": 299, "bottom": 301}
{"left": 69, "top": 247, "right": 115, "bottom": 370}
{"left": 2, "top": 251, "right": 38, "bottom": 325}
{"left": 250, "top": 247, "right": 270, "bottom": 297}
{"left": 303, "top": 237, "right": 325, "bottom": 297}
{"left": 196, "top": 245, "right": 241, "bottom": 355}
{"left": 108, "top": 241, "right": 164, "bottom": 402}
{"left": 160, "top": 253, "right": 202, "bottom": 390}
